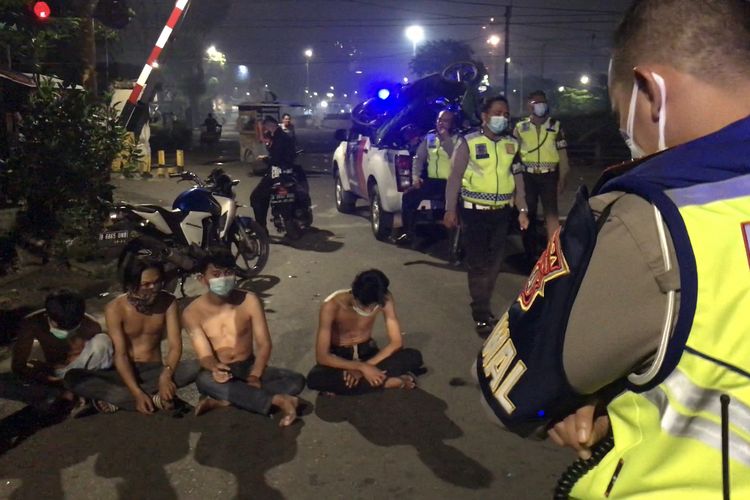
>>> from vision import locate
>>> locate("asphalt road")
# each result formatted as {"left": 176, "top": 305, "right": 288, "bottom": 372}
{"left": 0, "top": 130, "right": 596, "bottom": 499}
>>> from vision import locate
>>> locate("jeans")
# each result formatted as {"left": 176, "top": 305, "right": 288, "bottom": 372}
{"left": 307, "top": 340, "right": 424, "bottom": 396}
{"left": 460, "top": 205, "right": 512, "bottom": 321}
{"left": 195, "top": 358, "right": 305, "bottom": 415}
{"left": 64, "top": 360, "right": 200, "bottom": 411}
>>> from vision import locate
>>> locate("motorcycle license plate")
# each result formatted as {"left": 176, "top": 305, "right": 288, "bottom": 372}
{"left": 99, "top": 229, "right": 130, "bottom": 245}
{"left": 271, "top": 192, "right": 295, "bottom": 204}
{"left": 417, "top": 199, "right": 445, "bottom": 210}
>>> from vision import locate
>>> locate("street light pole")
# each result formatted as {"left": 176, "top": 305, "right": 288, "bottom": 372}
{"left": 304, "top": 48, "right": 313, "bottom": 95}
{"left": 503, "top": 5, "right": 511, "bottom": 95}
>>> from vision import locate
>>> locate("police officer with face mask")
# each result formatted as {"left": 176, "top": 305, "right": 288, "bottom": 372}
{"left": 444, "top": 96, "right": 528, "bottom": 337}
{"left": 476, "top": 1, "right": 750, "bottom": 497}
{"left": 513, "top": 90, "right": 570, "bottom": 262}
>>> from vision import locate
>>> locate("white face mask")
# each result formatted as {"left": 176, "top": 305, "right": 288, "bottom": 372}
{"left": 622, "top": 72, "right": 668, "bottom": 159}
{"left": 487, "top": 115, "right": 508, "bottom": 134}
{"left": 532, "top": 102, "right": 548, "bottom": 117}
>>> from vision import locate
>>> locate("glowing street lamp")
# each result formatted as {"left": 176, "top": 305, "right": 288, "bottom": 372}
{"left": 487, "top": 34, "right": 500, "bottom": 47}
{"left": 405, "top": 25, "right": 425, "bottom": 56}
{"left": 304, "top": 48, "right": 313, "bottom": 92}
{"left": 580, "top": 74, "right": 591, "bottom": 85}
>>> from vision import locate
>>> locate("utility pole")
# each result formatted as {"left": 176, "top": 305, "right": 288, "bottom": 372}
{"left": 503, "top": 5, "right": 511, "bottom": 95}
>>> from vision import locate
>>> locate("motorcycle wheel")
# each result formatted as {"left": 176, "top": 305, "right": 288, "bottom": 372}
{"left": 230, "top": 219, "right": 269, "bottom": 278}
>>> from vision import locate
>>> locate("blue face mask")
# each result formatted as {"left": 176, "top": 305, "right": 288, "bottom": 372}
{"left": 488, "top": 115, "right": 508, "bottom": 134}
{"left": 208, "top": 275, "right": 236, "bottom": 297}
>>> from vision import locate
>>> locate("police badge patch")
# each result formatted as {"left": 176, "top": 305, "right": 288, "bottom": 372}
{"left": 505, "top": 143, "right": 516, "bottom": 155}
{"left": 475, "top": 143, "right": 490, "bottom": 159}
{"left": 428, "top": 135, "right": 437, "bottom": 148}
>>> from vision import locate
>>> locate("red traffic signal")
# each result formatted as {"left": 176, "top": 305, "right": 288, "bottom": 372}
{"left": 33, "top": 1, "right": 51, "bottom": 20}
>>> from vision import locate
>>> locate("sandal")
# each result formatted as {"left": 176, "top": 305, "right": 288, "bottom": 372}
{"left": 93, "top": 399, "right": 119, "bottom": 414}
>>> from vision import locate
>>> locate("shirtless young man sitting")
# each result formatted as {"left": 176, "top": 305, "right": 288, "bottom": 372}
{"left": 9, "top": 289, "right": 112, "bottom": 413}
{"left": 182, "top": 249, "right": 305, "bottom": 426}
{"left": 307, "top": 269, "right": 424, "bottom": 395}
{"left": 64, "top": 259, "right": 199, "bottom": 414}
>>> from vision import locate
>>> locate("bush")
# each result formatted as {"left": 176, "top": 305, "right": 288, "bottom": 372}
{"left": 7, "top": 79, "right": 130, "bottom": 260}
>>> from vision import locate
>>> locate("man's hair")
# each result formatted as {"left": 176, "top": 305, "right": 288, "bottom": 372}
{"left": 351, "top": 269, "right": 390, "bottom": 307}
{"left": 480, "top": 95, "right": 509, "bottom": 114}
{"left": 122, "top": 258, "right": 164, "bottom": 292}
{"left": 198, "top": 247, "right": 236, "bottom": 274}
{"left": 45, "top": 289, "right": 85, "bottom": 329}
{"left": 528, "top": 90, "right": 546, "bottom": 101}
{"left": 263, "top": 115, "right": 279, "bottom": 126}
{"left": 281, "top": 113, "right": 291, "bottom": 119}
{"left": 611, "top": 0, "right": 750, "bottom": 86}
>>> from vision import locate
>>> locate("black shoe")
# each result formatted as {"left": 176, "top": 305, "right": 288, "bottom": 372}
{"left": 474, "top": 316, "right": 499, "bottom": 338}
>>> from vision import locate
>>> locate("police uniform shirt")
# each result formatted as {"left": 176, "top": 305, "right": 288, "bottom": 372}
{"left": 512, "top": 117, "right": 568, "bottom": 174}
{"left": 412, "top": 132, "right": 459, "bottom": 182}
{"left": 445, "top": 131, "right": 523, "bottom": 210}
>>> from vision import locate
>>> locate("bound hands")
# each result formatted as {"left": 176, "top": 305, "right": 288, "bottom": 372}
{"left": 211, "top": 362, "right": 232, "bottom": 384}
{"left": 134, "top": 390, "right": 155, "bottom": 415}
{"left": 548, "top": 404, "right": 611, "bottom": 459}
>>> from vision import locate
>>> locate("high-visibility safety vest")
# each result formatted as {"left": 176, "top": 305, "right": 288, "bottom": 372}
{"left": 514, "top": 117, "right": 564, "bottom": 173}
{"left": 570, "top": 118, "right": 750, "bottom": 498}
{"left": 461, "top": 130, "right": 517, "bottom": 207}
{"left": 425, "top": 132, "right": 454, "bottom": 180}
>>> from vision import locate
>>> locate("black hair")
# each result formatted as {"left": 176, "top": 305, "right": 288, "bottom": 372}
{"left": 122, "top": 257, "right": 164, "bottom": 292}
{"left": 612, "top": 0, "right": 750, "bottom": 86}
{"left": 528, "top": 90, "right": 547, "bottom": 101}
{"left": 480, "top": 95, "right": 509, "bottom": 114}
{"left": 351, "top": 269, "right": 390, "bottom": 307}
{"left": 198, "top": 247, "right": 236, "bottom": 274}
{"left": 281, "top": 113, "right": 291, "bottom": 119}
{"left": 45, "top": 289, "right": 85, "bottom": 329}
{"left": 263, "top": 115, "right": 279, "bottom": 125}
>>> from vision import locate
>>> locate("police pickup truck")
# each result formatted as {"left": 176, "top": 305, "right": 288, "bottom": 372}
{"left": 331, "top": 62, "right": 484, "bottom": 241}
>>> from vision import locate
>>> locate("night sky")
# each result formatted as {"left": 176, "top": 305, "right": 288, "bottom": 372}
{"left": 120, "top": 0, "right": 634, "bottom": 101}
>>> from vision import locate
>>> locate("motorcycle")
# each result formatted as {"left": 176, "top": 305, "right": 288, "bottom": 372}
{"left": 269, "top": 164, "right": 313, "bottom": 240}
{"left": 100, "top": 168, "right": 269, "bottom": 293}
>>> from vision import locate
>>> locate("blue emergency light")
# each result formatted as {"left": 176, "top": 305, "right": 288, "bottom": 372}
{"left": 377, "top": 88, "right": 390, "bottom": 100}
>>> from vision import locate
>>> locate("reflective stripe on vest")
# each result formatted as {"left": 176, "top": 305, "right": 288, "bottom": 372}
{"left": 425, "top": 133, "right": 452, "bottom": 179}
{"left": 515, "top": 118, "right": 560, "bottom": 171}
{"left": 461, "top": 131, "right": 516, "bottom": 207}
{"left": 571, "top": 174, "right": 750, "bottom": 499}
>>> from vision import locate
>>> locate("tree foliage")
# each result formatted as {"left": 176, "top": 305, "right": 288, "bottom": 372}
{"left": 8, "top": 80, "right": 130, "bottom": 259}
{"left": 409, "top": 39, "right": 475, "bottom": 77}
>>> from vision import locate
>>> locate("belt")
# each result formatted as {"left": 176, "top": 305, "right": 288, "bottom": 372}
{"left": 463, "top": 201, "right": 506, "bottom": 210}
{"left": 524, "top": 166, "right": 557, "bottom": 174}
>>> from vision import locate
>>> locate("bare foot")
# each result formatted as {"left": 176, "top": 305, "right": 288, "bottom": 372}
{"left": 272, "top": 394, "right": 299, "bottom": 427}
{"left": 194, "top": 396, "right": 230, "bottom": 416}
{"left": 384, "top": 374, "right": 417, "bottom": 390}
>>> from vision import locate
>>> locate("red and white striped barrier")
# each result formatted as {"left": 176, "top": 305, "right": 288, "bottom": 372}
{"left": 127, "top": 0, "right": 189, "bottom": 105}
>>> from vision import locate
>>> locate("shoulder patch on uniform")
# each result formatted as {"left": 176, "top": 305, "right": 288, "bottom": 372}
{"left": 742, "top": 222, "right": 750, "bottom": 269}
{"left": 518, "top": 228, "right": 570, "bottom": 311}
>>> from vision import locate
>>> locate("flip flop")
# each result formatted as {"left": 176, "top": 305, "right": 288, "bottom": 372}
{"left": 93, "top": 399, "right": 119, "bottom": 414}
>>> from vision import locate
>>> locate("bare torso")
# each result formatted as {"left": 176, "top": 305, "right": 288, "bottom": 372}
{"left": 111, "top": 292, "right": 174, "bottom": 363}
{"left": 15, "top": 312, "right": 101, "bottom": 370}
{"left": 327, "top": 290, "right": 378, "bottom": 347}
{"left": 185, "top": 290, "right": 254, "bottom": 363}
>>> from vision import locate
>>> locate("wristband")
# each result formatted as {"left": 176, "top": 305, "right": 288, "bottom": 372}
{"left": 519, "top": 208, "right": 529, "bottom": 213}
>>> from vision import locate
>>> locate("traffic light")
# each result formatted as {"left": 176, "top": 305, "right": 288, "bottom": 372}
{"left": 32, "top": 1, "right": 51, "bottom": 20}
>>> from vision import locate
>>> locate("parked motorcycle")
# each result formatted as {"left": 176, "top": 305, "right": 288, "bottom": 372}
{"left": 269, "top": 165, "right": 313, "bottom": 240}
{"left": 100, "top": 168, "right": 269, "bottom": 293}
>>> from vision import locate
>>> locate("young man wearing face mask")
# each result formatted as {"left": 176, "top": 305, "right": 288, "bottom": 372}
{"left": 476, "top": 1, "right": 750, "bottom": 496}
{"left": 513, "top": 91, "right": 570, "bottom": 262}
{"left": 64, "top": 259, "right": 199, "bottom": 414}
{"left": 183, "top": 249, "right": 305, "bottom": 426}
{"left": 444, "top": 95, "right": 529, "bottom": 337}
{"left": 307, "top": 269, "right": 424, "bottom": 395}
{"left": 8, "top": 289, "right": 112, "bottom": 412}
{"left": 396, "top": 110, "right": 459, "bottom": 248}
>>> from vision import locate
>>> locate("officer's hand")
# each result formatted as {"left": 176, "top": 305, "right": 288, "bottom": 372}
{"left": 518, "top": 212, "right": 530, "bottom": 231}
{"left": 443, "top": 211, "right": 458, "bottom": 229}
{"left": 547, "top": 404, "right": 610, "bottom": 460}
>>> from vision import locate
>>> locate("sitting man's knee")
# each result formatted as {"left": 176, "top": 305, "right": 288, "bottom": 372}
{"left": 402, "top": 348, "right": 423, "bottom": 368}
{"left": 290, "top": 372, "right": 307, "bottom": 394}
{"left": 195, "top": 370, "right": 215, "bottom": 390}
{"left": 90, "top": 333, "right": 113, "bottom": 355}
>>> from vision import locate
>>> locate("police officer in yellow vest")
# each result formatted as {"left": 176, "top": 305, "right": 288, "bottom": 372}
{"left": 445, "top": 96, "right": 529, "bottom": 337}
{"left": 396, "top": 110, "right": 459, "bottom": 247}
{"left": 475, "top": 1, "right": 750, "bottom": 498}
{"left": 513, "top": 90, "right": 570, "bottom": 262}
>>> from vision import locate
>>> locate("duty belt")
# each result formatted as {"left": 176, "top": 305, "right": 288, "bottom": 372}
{"left": 523, "top": 164, "right": 558, "bottom": 174}
{"left": 463, "top": 201, "right": 507, "bottom": 210}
